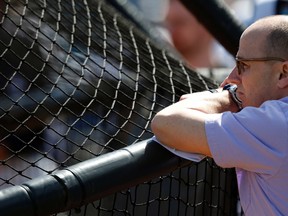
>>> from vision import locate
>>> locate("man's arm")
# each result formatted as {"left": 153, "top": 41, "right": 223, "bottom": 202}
{"left": 151, "top": 90, "right": 238, "bottom": 157}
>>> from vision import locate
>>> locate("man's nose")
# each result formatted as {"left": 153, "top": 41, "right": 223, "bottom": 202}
{"left": 220, "top": 66, "right": 241, "bottom": 87}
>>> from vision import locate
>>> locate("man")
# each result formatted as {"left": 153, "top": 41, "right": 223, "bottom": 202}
{"left": 151, "top": 15, "right": 288, "bottom": 215}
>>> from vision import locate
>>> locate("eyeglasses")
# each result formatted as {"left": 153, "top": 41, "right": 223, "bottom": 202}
{"left": 235, "top": 57, "right": 286, "bottom": 74}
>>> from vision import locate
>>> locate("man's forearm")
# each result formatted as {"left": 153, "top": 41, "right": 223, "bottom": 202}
{"left": 151, "top": 89, "right": 238, "bottom": 156}
{"left": 151, "top": 107, "right": 211, "bottom": 156}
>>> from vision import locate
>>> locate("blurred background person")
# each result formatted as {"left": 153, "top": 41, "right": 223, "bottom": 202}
{"left": 165, "top": 0, "right": 235, "bottom": 69}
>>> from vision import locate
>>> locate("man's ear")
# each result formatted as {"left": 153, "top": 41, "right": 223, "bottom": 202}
{"left": 278, "top": 62, "right": 288, "bottom": 88}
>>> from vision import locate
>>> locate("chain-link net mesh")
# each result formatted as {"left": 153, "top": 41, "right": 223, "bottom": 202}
{"left": 0, "top": 0, "right": 239, "bottom": 215}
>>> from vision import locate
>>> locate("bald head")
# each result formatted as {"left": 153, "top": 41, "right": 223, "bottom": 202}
{"left": 243, "top": 15, "right": 288, "bottom": 59}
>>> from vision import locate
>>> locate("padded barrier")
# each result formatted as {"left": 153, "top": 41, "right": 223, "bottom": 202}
{"left": 0, "top": 139, "right": 192, "bottom": 216}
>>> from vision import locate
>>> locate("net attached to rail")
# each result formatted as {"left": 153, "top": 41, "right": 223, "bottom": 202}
{"left": 0, "top": 0, "right": 239, "bottom": 215}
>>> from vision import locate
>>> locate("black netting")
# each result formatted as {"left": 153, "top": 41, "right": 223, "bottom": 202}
{"left": 0, "top": 0, "right": 239, "bottom": 215}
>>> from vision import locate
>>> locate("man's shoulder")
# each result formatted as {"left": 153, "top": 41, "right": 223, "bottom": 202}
{"left": 262, "top": 97, "right": 288, "bottom": 113}
{"left": 280, "top": 96, "right": 288, "bottom": 103}
{"left": 238, "top": 97, "right": 288, "bottom": 129}
{"left": 228, "top": 98, "right": 288, "bottom": 130}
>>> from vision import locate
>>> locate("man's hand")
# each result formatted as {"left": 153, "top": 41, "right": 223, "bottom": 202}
{"left": 177, "top": 89, "right": 239, "bottom": 114}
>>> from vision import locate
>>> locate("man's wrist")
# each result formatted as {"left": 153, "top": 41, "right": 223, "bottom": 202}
{"left": 223, "top": 84, "right": 243, "bottom": 110}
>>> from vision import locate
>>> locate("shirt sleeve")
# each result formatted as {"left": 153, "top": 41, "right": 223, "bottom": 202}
{"left": 205, "top": 100, "right": 288, "bottom": 175}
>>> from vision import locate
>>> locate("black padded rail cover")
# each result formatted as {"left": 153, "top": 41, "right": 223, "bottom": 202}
{"left": 0, "top": 139, "right": 192, "bottom": 216}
